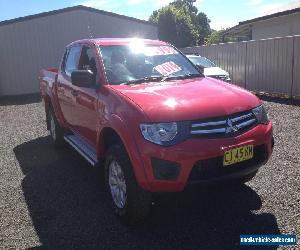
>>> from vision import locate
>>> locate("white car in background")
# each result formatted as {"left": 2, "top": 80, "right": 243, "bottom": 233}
{"left": 186, "top": 54, "right": 231, "bottom": 82}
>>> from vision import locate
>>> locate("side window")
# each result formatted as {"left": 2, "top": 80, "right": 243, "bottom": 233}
{"left": 64, "top": 46, "right": 81, "bottom": 77}
{"left": 78, "top": 46, "right": 98, "bottom": 76}
{"left": 78, "top": 46, "right": 98, "bottom": 85}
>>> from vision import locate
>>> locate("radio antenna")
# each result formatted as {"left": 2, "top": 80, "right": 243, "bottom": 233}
{"left": 87, "top": 25, "right": 94, "bottom": 38}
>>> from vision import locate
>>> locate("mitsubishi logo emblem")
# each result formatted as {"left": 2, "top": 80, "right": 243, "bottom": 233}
{"left": 226, "top": 118, "right": 239, "bottom": 134}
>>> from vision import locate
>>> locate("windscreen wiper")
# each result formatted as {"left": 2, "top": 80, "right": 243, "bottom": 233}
{"left": 162, "top": 73, "right": 202, "bottom": 82}
{"left": 122, "top": 76, "right": 163, "bottom": 85}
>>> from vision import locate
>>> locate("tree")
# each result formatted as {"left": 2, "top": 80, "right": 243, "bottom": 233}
{"left": 171, "top": 0, "right": 198, "bottom": 14}
{"left": 194, "top": 12, "right": 211, "bottom": 45}
{"left": 149, "top": 5, "right": 198, "bottom": 47}
{"left": 205, "top": 30, "right": 222, "bottom": 45}
{"left": 149, "top": 0, "right": 211, "bottom": 46}
{"left": 205, "top": 29, "right": 236, "bottom": 45}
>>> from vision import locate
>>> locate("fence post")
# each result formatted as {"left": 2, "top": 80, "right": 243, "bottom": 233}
{"left": 290, "top": 36, "right": 295, "bottom": 101}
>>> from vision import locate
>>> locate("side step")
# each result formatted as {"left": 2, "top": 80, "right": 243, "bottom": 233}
{"left": 64, "top": 134, "right": 98, "bottom": 166}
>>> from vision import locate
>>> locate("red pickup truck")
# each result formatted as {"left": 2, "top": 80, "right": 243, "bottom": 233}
{"left": 39, "top": 38, "right": 274, "bottom": 224}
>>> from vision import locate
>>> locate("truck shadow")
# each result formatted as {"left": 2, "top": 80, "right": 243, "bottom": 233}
{"left": 0, "top": 93, "right": 41, "bottom": 106}
{"left": 14, "top": 136, "right": 280, "bottom": 249}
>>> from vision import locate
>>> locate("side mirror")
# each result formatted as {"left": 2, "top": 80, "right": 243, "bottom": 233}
{"left": 71, "top": 70, "right": 95, "bottom": 88}
{"left": 196, "top": 64, "right": 205, "bottom": 74}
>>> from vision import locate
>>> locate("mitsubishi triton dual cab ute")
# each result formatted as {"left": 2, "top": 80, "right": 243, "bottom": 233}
{"left": 39, "top": 38, "right": 274, "bottom": 224}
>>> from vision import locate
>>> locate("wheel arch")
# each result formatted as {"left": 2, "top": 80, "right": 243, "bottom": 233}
{"left": 97, "top": 118, "right": 150, "bottom": 191}
{"left": 98, "top": 127, "right": 123, "bottom": 159}
{"left": 43, "top": 94, "right": 52, "bottom": 130}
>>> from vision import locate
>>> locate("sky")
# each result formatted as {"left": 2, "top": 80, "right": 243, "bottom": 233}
{"left": 0, "top": 0, "right": 300, "bottom": 30}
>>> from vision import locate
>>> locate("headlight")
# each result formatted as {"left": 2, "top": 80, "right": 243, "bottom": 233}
{"left": 252, "top": 105, "right": 269, "bottom": 124}
{"left": 140, "top": 122, "right": 178, "bottom": 145}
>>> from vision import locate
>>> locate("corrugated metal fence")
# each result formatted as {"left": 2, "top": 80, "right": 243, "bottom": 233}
{"left": 181, "top": 35, "right": 300, "bottom": 100}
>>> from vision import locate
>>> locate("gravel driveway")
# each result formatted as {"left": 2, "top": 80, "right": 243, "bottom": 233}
{"left": 0, "top": 97, "right": 299, "bottom": 249}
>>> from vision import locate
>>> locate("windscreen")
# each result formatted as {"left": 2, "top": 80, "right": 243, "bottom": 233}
{"left": 99, "top": 43, "right": 201, "bottom": 85}
{"left": 188, "top": 56, "right": 216, "bottom": 68}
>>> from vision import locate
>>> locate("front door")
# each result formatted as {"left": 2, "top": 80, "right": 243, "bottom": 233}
{"left": 56, "top": 46, "right": 81, "bottom": 128}
{"left": 71, "top": 45, "right": 99, "bottom": 147}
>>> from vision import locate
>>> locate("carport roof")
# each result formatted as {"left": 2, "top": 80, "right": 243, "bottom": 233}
{"left": 0, "top": 5, "right": 157, "bottom": 27}
{"left": 239, "top": 6, "right": 300, "bottom": 26}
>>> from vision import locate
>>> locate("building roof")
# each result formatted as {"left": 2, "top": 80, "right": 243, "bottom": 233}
{"left": 0, "top": 5, "right": 156, "bottom": 27}
{"left": 223, "top": 7, "right": 300, "bottom": 36}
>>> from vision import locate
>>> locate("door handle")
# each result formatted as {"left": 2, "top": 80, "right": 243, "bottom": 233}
{"left": 57, "top": 87, "right": 64, "bottom": 95}
{"left": 71, "top": 90, "right": 79, "bottom": 96}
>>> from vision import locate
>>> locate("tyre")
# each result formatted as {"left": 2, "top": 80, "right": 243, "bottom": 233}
{"left": 48, "top": 108, "right": 65, "bottom": 148}
{"left": 105, "top": 144, "right": 152, "bottom": 225}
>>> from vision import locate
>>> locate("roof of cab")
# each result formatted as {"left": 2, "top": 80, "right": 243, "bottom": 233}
{"left": 68, "top": 38, "right": 169, "bottom": 47}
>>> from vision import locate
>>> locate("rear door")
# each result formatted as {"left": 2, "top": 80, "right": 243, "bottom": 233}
{"left": 56, "top": 46, "right": 81, "bottom": 128}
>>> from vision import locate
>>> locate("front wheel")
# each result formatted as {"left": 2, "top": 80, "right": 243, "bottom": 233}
{"left": 105, "top": 144, "right": 152, "bottom": 225}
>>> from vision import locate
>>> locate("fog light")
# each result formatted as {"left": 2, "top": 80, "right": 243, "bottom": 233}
{"left": 151, "top": 158, "right": 180, "bottom": 180}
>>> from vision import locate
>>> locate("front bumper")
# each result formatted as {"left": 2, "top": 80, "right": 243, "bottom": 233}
{"left": 132, "top": 122, "right": 273, "bottom": 192}
{"left": 187, "top": 144, "right": 266, "bottom": 185}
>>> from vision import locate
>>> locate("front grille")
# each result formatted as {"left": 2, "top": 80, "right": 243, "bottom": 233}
{"left": 190, "top": 110, "right": 257, "bottom": 138}
{"left": 188, "top": 145, "right": 266, "bottom": 182}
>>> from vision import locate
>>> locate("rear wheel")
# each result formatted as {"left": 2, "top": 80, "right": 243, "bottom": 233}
{"left": 105, "top": 144, "right": 152, "bottom": 225}
{"left": 48, "top": 108, "right": 65, "bottom": 147}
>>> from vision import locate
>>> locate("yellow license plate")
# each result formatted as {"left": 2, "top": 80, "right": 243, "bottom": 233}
{"left": 223, "top": 145, "right": 254, "bottom": 166}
